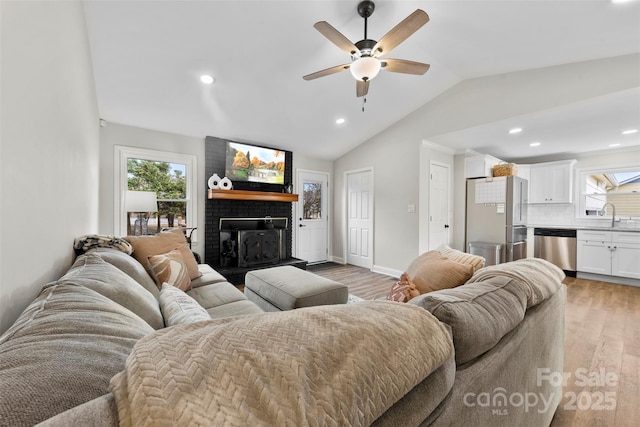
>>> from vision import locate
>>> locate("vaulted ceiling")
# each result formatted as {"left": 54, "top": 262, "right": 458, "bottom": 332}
{"left": 83, "top": 0, "right": 640, "bottom": 161}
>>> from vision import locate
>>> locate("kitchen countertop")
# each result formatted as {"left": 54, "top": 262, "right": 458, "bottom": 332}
{"left": 528, "top": 225, "right": 640, "bottom": 232}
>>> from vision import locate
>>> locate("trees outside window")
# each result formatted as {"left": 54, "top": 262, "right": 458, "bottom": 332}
{"left": 115, "top": 146, "right": 197, "bottom": 238}
{"left": 127, "top": 159, "right": 187, "bottom": 233}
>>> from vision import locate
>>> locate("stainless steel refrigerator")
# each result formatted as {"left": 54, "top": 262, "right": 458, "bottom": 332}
{"left": 465, "top": 176, "right": 528, "bottom": 265}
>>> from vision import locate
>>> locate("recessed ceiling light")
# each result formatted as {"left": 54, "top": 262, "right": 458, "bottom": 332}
{"left": 529, "top": 142, "right": 541, "bottom": 147}
{"left": 336, "top": 118, "right": 345, "bottom": 125}
{"left": 609, "top": 143, "right": 621, "bottom": 147}
{"left": 200, "top": 75, "right": 214, "bottom": 84}
{"left": 508, "top": 128, "right": 522, "bottom": 134}
{"left": 621, "top": 129, "right": 638, "bottom": 135}
{"left": 611, "top": 0, "right": 636, "bottom": 4}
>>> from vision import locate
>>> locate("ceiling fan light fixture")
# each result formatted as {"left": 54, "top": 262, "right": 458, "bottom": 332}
{"left": 350, "top": 56, "right": 381, "bottom": 82}
{"left": 200, "top": 75, "right": 214, "bottom": 84}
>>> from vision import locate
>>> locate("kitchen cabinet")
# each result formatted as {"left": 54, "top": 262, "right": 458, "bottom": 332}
{"left": 577, "top": 230, "right": 640, "bottom": 279}
{"left": 529, "top": 160, "right": 576, "bottom": 203}
{"left": 576, "top": 230, "right": 611, "bottom": 275}
{"left": 612, "top": 232, "right": 640, "bottom": 279}
{"left": 465, "top": 154, "right": 502, "bottom": 178}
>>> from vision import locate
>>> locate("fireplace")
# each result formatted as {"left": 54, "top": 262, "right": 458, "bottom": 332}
{"left": 237, "top": 229, "right": 280, "bottom": 267}
{"left": 219, "top": 217, "right": 287, "bottom": 268}
{"left": 205, "top": 137, "right": 307, "bottom": 284}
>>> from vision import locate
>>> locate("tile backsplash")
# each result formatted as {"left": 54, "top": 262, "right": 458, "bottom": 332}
{"left": 527, "top": 203, "right": 639, "bottom": 229}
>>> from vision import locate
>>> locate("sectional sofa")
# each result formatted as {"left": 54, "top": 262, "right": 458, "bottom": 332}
{"left": 0, "top": 232, "right": 566, "bottom": 426}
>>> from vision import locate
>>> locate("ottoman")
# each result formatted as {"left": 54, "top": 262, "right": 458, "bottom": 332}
{"left": 244, "top": 265, "right": 349, "bottom": 312}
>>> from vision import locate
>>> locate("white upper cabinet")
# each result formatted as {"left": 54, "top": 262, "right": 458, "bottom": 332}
{"left": 464, "top": 154, "right": 502, "bottom": 178}
{"left": 529, "top": 160, "right": 577, "bottom": 204}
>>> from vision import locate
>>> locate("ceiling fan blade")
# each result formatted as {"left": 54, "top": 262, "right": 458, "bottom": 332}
{"left": 356, "top": 80, "right": 369, "bottom": 97}
{"left": 372, "top": 9, "right": 429, "bottom": 57}
{"left": 303, "top": 63, "right": 351, "bottom": 81}
{"left": 314, "top": 21, "right": 359, "bottom": 55}
{"left": 381, "top": 58, "right": 430, "bottom": 75}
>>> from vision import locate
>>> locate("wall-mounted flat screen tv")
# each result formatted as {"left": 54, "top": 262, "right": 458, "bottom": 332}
{"left": 225, "top": 141, "right": 286, "bottom": 185}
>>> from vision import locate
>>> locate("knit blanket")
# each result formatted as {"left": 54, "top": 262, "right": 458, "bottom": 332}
{"left": 109, "top": 301, "right": 453, "bottom": 427}
{"left": 466, "top": 258, "right": 565, "bottom": 308}
{"left": 73, "top": 234, "right": 134, "bottom": 255}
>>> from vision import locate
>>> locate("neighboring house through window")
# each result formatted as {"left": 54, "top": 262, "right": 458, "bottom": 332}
{"left": 114, "top": 145, "right": 197, "bottom": 238}
{"left": 577, "top": 166, "right": 640, "bottom": 220}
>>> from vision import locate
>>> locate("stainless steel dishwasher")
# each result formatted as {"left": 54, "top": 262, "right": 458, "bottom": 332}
{"left": 533, "top": 228, "right": 577, "bottom": 276}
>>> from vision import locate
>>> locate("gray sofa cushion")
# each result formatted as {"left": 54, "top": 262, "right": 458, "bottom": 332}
{"left": 0, "top": 284, "right": 153, "bottom": 427}
{"left": 190, "top": 263, "right": 228, "bottom": 288}
{"left": 87, "top": 247, "right": 160, "bottom": 299}
{"left": 409, "top": 276, "right": 527, "bottom": 365}
{"left": 205, "top": 299, "right": 265, "bottom": 319}
{"left": 185, "top": 280, "right": 263, "bottom": 318}
{"left": 58, "top": 253, "right": 164, "bottom": 329}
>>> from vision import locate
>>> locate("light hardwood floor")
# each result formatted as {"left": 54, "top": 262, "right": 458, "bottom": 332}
{"left": 309, "top": 263, "right": 640, "bottom": 427}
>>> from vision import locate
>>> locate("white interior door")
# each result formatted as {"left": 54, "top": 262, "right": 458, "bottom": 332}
{"left": 347, "top": 169, "right": 373, "bottom": 269}
{"left": 429, "top": 162, "right": 451, "bottom": 250}
{"left": 296, "top": 170, "right": 328, "bottom": 263}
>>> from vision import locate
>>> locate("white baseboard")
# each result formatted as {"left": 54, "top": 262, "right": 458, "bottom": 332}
{"left": 329, "top": 256, "right": 345, "bottom": 264}
{"left": 372, "top": 265, "right": 402, "bottom": 278}
{"left": 576, "top": 272, "right": 640, "bottom": 287}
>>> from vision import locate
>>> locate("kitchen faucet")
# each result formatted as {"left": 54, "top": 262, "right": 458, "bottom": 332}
{"left": 599, "top": 202, "right": 616, "bottom": 228}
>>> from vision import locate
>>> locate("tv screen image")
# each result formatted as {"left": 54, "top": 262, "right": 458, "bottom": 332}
{"left": 225, "top": 142, "right": 285, "bottom": 184}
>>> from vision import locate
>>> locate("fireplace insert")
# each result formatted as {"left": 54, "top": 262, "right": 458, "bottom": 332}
{"left": 218, "top": 217, "right": 288, "bottom": 268}
{"left": 237, "top": 229, "right": 280, "bottom": 267}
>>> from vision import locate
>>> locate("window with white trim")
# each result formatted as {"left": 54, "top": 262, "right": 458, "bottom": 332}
{"left": 577, "top": 166, "right": 640, "bottom": 219}
{"left": 114, "top": 146, "right": 197, "bottom": 238}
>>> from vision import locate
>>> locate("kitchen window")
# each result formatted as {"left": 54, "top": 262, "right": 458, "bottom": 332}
{"left": 577, "top": 166, "right": 640, "bottom": 219}
{"left": 114, "top": 146, "right": 198, "bottom": 238}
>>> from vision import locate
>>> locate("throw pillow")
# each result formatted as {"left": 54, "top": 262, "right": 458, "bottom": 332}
{"left": 437, "top": 244, "right": 485, "bottom": 272}
{"left": 158, "top": 283, "right": 211, "bottom": 326}
{"left": 148, "top": 249, "right": 192, "bottom": 292}
{"left": 125, "top": 228, "right": 202, "bottom": 280}
{"left": 386, "top": 273, "right": 420, "bottom": 303}
{"left": 405, "top": 251, "right": 474, "bottom": 295}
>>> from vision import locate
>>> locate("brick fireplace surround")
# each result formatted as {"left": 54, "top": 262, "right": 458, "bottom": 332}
{"left": 204, "top": 136, "right": 306, "bottom": 284}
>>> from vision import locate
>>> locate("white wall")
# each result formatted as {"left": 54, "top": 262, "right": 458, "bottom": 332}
{"left": 0, "top": 1, "right": 100, "bottom": 334}
{"left": 331, "top": 54, "right": 639, "bottom": 273}
{"left": 333, "top": 125, "right": 421, "bottom": 273}
{"left": 98, "top": 123, "right": 206, "bottom": 254}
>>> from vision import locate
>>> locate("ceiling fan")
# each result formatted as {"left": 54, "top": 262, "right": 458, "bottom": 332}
{"left": 303, "top": 0, "right": 430, "bottom": 98}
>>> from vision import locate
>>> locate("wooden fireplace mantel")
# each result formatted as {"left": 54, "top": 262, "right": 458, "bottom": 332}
{"left": 207, "top": 189, "right": 298, "bottom": 202}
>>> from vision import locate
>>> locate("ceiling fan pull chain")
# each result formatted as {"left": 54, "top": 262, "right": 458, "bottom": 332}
{"left": 362, "top": 97, "right": 367, "bottom": 112}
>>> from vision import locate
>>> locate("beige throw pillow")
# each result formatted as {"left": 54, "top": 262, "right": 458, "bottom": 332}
{"left": 148, "top": 249, "right": 192, "bottom": 292}
{"left": 405, "top": 251, "right": 474, "bottom": 295}
{"left": 125, "top": 228, "right": 202, "bottom": 280}
{"left": 437, "top": 244, "right": 485, "bottom": 272}
{"left": 158, "top": 283, "right": 211, "bottom": 326}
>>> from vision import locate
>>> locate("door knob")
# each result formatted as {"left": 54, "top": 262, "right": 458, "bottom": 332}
{"left": 444, "top": 224, "right": 450, "bottom": 229}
